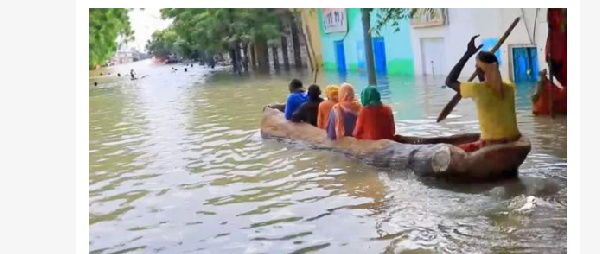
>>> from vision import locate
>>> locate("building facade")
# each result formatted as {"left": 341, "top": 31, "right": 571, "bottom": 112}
{"left": 109, "top": 49, "right": 141, "bottom": 66}
{"left": 409, "top": 8, "right": 548, "bottom": 82}
{"left": 304, "top": 8, "right": 550, "bottom": 82}
{"left": 318, "top": 8, "right": 415, "bottom": 76}
{"left": 300, "top": 9, "right": 324, "bottom": 70}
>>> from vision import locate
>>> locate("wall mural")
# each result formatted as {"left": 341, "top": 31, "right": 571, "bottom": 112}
{"left": 411, "top": 8, "right": 447, "bottom": 28}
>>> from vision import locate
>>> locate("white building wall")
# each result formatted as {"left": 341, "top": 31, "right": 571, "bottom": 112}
{"left": 410, "top": 8, "right": 548, "bottom": 81}
{"left": 498, "top": 8, "right": 549, "bottom": 81}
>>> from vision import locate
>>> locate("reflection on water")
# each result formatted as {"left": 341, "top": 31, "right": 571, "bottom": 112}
{"left": 90, "top": 60, "right": 566, "bottom": 253}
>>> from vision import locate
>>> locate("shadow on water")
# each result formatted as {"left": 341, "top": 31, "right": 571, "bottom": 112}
{"left": 417, "top": 175, "right": 563, "bottom": 199}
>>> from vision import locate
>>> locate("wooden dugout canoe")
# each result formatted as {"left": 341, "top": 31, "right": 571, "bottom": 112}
{"left": 261, "top": 104, "right": 531, "bottom": 181}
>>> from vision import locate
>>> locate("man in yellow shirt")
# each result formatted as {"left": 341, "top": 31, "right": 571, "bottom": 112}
{"left": 445, "top": 35, "right": 521, "bottom": 152}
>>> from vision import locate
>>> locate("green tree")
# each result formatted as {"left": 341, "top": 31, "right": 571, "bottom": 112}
{"left": 146, "top": 29, "right": 178, "bottom": 58}
{"left": 371, "top": 8, "right": 431, "bottom": 35}
{"left": 158, "top": 8, "right": 281, "bottom": 72}
{"left": 361, "top": 8, "right": 426, "bottom": 84}
{"left": 89, "top": 8, "right": 132, "bottom": 69}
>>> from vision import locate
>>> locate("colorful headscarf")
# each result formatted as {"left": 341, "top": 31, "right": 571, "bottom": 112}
{"left": 361, "top": 86, "right": 382, "bottom": 107}
{"left": 333, "top": 83, "right": 362, "bottom": 138}
{"left": 325, "top": 85, "right": 340, "bottom": 102}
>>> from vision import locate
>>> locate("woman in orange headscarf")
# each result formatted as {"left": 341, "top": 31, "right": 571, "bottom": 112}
{"left": 317, "top": 85, "right": 339, "bottom": 129}
{"left": 326, "top": 83, "right": 362, "bottom": 140}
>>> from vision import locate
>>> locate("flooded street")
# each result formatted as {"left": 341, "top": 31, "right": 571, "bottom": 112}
{"left": 89, "top": 60, "right": 566, "bottom": 253}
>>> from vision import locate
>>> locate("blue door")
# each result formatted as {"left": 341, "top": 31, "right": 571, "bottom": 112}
{"left": 513, "top": 48, "right": 528, "bottom": 82}
{"left": 334, "top": 40, "right": 346, "bottom": 74}
{"left": 512, "top": 47, "right": 540, "bottom": 82}
{"left": 372, "top": 37, "right": 387, "bottom": 74}
{"left": 528, "top": 48, "right": 540, "bottom": 81}
{"left": 356, "top": 41, "right": 366, "bottom": 72}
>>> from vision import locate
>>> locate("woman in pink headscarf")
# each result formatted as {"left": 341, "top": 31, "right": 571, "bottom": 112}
{"left": 326, "top": 83, "right": 362, "bottom": 140}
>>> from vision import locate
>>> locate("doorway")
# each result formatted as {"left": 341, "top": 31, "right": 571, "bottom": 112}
{"left": 356, "top": 41, "right": 366, "bottom": 71}
{"left": 373, "top": 37, "right": 388, "bottom": 75}
{"left": 512, "top": 46, "right": 540, "bottom": 82}
{"left": 334, "top": 40, "right": 346, "bottom": 74}
{"left": 420, "top": 38, "right": 444, "bottom": 76}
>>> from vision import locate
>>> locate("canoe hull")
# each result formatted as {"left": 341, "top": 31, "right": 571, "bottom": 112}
{"left": 261, "top": 106, "right": 531, "bottom": 181}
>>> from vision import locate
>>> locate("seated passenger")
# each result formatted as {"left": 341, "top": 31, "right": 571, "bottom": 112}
{"left": 284, "top": 79, "right": 308, "bottom": 120}
{"left": 532, "top": 69, "right": 567, "bottom": 115}
{"left": 354, "top": 86, "right": 396, "bottom": 140}
{"left": 291, "top": 85, "right": 324, "bottom": 127}
{"left": 326, "top": 83, "right": 362, "bottom": 140}
{"left": 317, "top": 85, "right": 339, "bottom": 129}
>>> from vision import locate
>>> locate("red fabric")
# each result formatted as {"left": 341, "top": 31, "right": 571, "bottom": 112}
{"left": 458, "top": 140, "right": 484, "bottom": 152}
{"left": 458, "top": 136, "right": 521, "bottom": 152}
{"left": 546, "top": 8, "right": 567, "bottom": 87}
{"left": 559, "top": 61, "right": 567, "bottom": 87}
{"left": 533, "top": 81, "right": 567, "bottom": 115}
{"left": 353, "top": 105, "right": 395, "bottom": 140}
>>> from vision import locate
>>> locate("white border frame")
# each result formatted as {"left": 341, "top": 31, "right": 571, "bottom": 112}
{"left": 75, "top": 3, "right": 580, "bottom": 254}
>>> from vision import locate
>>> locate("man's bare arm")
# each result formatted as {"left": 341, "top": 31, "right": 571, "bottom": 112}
{"left": 445, "top": 35, "right": 484, "bottom": 93}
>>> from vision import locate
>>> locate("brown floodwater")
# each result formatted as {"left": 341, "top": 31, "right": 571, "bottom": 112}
{"left": 89, "top": 60, "right": 566, "bottom": 253}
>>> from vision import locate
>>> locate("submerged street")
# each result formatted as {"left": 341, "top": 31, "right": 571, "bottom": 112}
{"left": 89, "top": 60, "right": 566, "bottom": 253}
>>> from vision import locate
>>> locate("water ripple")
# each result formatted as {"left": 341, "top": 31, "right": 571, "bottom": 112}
{"left": 89, "top": 62, "right": 566, "bottom": 253}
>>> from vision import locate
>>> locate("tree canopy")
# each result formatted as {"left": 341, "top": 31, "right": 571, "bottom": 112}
{"left": 146, "top": 29, "right": 178, "bottom": 58}
{"left": 89, "top": 8, "right": 133, "bottom": 68}
{"left": 146, "top": 9, "right": 281, "bottom": 60}
{"left": 370, "top": 8, "right": 432, "bottom": 36}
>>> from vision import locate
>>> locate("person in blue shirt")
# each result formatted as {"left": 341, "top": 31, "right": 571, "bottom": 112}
{"left": 291, "top": 85, "right": 324, "bottom": 126}
{"left": 284, "top": 79, "right": 308, "bottom": 120}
